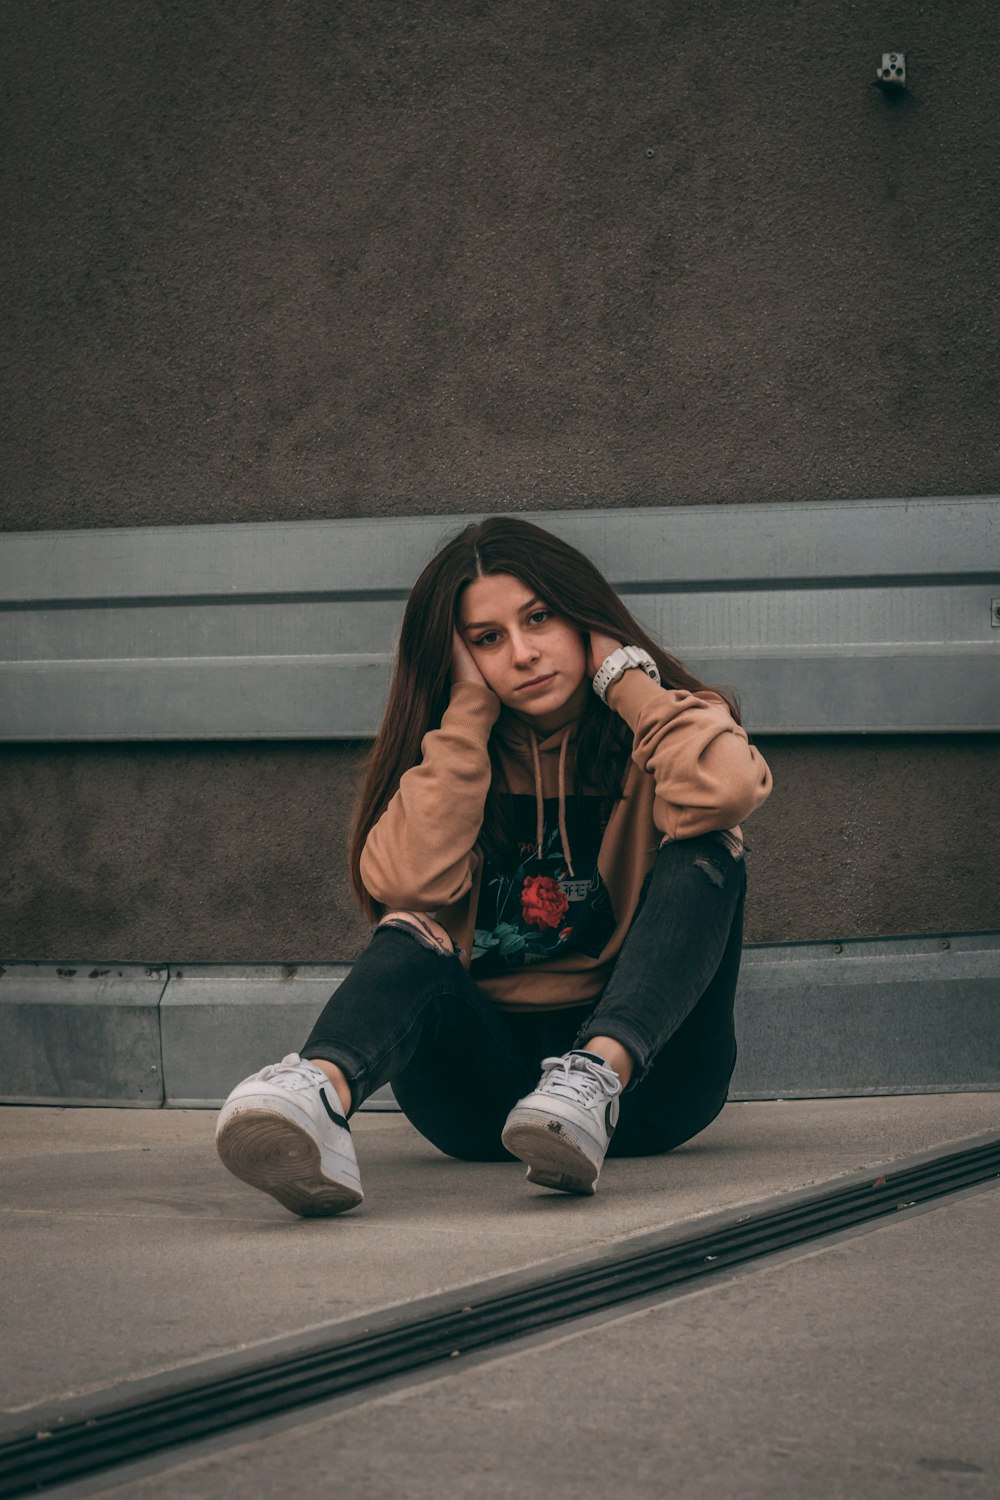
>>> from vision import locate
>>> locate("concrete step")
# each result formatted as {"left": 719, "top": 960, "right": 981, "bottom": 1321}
{"left": 1, "top": 931, "right": 998, "bottom": 1107}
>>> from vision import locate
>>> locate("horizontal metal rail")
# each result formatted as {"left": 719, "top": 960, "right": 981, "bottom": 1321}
{"left": 2, "top": 1136, "right": 998, "bottom": 1498}
{"left": 1, "top": 496, "right": 997, "bottom": 736}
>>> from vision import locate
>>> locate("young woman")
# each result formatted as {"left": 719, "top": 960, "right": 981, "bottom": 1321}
{"left": 216, "top": 516, "right": 773, "bottom": 1215}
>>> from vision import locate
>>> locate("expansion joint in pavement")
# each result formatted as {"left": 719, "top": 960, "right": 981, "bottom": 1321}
{"left": 2, "top": 1131, "right": 999, "bottom": 1499}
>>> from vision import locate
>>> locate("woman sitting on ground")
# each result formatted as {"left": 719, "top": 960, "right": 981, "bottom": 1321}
{"left": 216, "top": 515, "right": 773, "bottom": 1213}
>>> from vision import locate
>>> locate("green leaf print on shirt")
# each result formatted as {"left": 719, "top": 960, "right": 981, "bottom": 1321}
{"left": 471, "top": 922, "right": 526, "bottom": 962}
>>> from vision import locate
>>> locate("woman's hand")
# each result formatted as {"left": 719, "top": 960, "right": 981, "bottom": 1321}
{"left": 451, "top": 627, "right": 491, "bottom": 689}
{"left": 588, "top": 630, "right": 624, "bottom": 678}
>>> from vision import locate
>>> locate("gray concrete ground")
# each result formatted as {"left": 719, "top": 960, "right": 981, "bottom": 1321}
{"left": 84, "top": 1184, "right": 1000, "bottom": 1500}
{"left": 2, "top": 1093, "right": 997, "bottom": 1423}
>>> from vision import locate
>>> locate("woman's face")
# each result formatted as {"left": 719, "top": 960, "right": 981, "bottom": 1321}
{"left": 457, "top": 571, "right": 589, "bottom": 732}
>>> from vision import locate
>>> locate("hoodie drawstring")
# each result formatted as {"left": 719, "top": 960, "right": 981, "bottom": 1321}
{"left": 528, "top": 732, "right": 545, "bottom": 863}
{"left": 527, "top": 726, "right": 575, "bottom": 879}
{"left": 556, "top": 730, "right": 575, "bottom": 878}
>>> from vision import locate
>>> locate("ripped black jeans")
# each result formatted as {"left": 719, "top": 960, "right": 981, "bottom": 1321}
{"left": 301, "top": 830, "right": 747, "bottom": 1162}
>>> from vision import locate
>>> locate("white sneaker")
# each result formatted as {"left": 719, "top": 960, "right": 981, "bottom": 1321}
{"left": 501, "top": 1050, "right": 622, "bottom": 1195}
{"left": 215, "top": 1053, "right": 363, "bottom": 1217}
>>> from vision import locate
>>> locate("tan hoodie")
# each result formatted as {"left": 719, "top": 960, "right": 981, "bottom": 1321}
{"left": 359, "top": 670, "right": 773, "bottom": 1011}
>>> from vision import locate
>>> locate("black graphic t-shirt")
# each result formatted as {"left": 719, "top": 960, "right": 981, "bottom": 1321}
{"left": 470, "top": 794, "right": 618, "bottom": 975}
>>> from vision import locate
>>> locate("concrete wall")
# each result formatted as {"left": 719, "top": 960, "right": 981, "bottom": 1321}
{"left": 2, "top": 736, "right": 998, "bottom": 961}
{"left": 3, "top": 1, "right": 998, "bottom": 959}
{"left": 4, "top": 1, "right": 998, "bottom": 528}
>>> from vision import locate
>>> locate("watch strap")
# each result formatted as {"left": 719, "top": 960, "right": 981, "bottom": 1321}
{"left": 592, "top": 645, "right": 661, "bottom": 703}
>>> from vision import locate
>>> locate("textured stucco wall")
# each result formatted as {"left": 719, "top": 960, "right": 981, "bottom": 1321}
{"left": 3, "top": 1, "right": 998, "bottom": 528}
{"left": 2, "top": 1, "right": 997, "bottom": 958}
{"left": 2, "top": 737, "right": 998, "bottom": 961}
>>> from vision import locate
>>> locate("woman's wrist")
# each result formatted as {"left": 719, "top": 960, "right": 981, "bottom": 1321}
{"left": 450, "top": 678, "right": 498, "bottom": 701}
{"left": 587, "top": 631, "right": 624, "bottom": 679}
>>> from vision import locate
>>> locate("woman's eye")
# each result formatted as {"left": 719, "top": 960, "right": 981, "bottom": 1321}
{"left": 471, "top": 611, "right": 550, "bottom": 646}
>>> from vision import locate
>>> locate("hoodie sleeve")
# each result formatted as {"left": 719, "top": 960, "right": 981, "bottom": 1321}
{"left": 605, "top": 669, "right": 772, "bottom": 839}
{"left": 359, "top": 680, "right": 502, "bottom": 912}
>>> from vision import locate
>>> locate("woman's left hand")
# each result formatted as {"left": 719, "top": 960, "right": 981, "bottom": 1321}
{"left": 587, "top": 630, "right": 624, "bottom": 678}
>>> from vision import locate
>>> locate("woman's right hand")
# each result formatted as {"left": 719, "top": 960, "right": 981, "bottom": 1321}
{"left": 451, "top": 627, "right": 491, "bottom": 689}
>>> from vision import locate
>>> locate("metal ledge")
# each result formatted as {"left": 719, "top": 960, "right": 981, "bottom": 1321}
{"left": 2, "top": 931, "right": 997, "bottom": 1108}
{"left": 0, "top": 965, "right": 168, "bottom": 1106}
{"left": 1, "top": 496, "right": 997, "bottom": 737}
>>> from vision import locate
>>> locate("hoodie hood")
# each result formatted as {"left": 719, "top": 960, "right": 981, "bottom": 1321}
{"left": 493, "top": 709, "right": 580, "bottom": 877}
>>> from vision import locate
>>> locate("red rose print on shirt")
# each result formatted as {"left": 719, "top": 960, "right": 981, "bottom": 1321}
{"left": 520, "top": 875, "right": 570, "bottom": 931}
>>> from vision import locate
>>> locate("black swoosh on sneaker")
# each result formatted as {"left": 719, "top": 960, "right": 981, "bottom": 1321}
{"left": 319, "top": 1088, "right": 351, "bottom": 1131}
{"left": 605, "top": 1100, "right": 617, "bottom": 1138}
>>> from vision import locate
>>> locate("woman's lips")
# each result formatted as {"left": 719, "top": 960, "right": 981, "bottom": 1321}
{"left": 517, "top": 674, "right": 555, "bottom": 693}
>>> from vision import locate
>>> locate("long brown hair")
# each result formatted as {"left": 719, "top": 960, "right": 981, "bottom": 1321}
{"left": 348, "top": 516, "right": 740, "bottom": 920}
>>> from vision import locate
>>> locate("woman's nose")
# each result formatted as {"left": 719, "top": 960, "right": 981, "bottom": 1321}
{"left": 510, "top": 631, "right": 539, "bottom": 664}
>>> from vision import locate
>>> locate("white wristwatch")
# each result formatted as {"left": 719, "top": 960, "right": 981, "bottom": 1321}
{"left": 592, "top": 645, "right": 661, "bottom": 703}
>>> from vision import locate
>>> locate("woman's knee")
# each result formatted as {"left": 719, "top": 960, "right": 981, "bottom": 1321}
{"left": 376, "top": 910, "right": 455, "bottom": 957}
{"left": 649, "top": 830, "right": 746, "bottom": 893}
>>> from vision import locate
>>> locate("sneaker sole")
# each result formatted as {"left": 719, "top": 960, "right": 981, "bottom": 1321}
{"left": 216, "top": 1107, "right": 363, "bottom": 1218}
{"left": 501, "top": 1112, "right": 602, "bottom": 1195}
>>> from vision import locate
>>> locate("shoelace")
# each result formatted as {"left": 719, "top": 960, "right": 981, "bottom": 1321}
{"left": 536, "top": 1054, "right": 620, "bottom": 1105}
{"left": 254, "top": 1053, "right": 321, "bottom": 1089}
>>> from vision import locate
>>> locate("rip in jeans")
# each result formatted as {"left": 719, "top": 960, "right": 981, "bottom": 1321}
{"left": 376, "top": 910, "right": 457, "bottom": 958}
{"left": 693, "top": 829, "right": 745, "bottom": 886}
